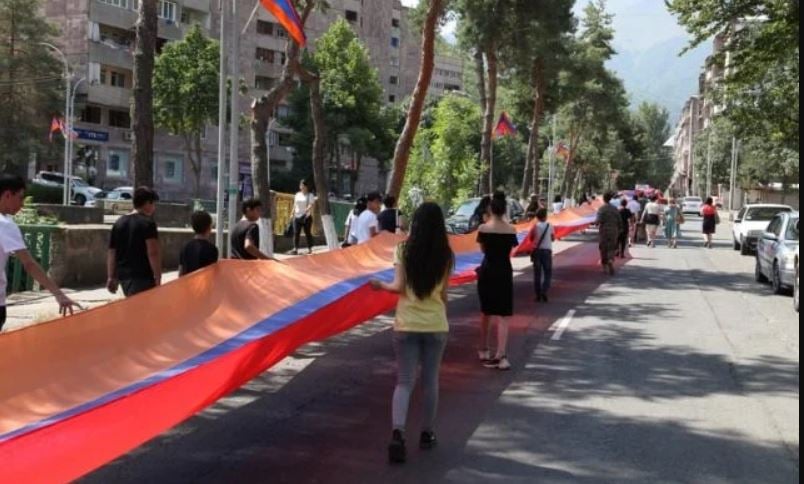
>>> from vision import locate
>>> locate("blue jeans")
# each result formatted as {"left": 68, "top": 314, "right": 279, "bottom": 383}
{"left": 392, "top": 331, "right": 448, "bottom": 432}
{"left": 532, "top": 249, "right": 553, "bottom": 296}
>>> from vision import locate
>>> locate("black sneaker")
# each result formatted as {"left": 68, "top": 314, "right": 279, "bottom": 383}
{"left": 541, "top": 294, "right": 549, "bottom": 303}
{"left": 388, "top": 430, "right": 406, "bottom": 464}
{"left": 420, "top": 431, "right": 438, "bottom": 450}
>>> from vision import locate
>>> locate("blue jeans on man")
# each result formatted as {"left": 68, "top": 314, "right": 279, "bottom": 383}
{"left": 532, "top": 249, "right": 553, "bottom": 298}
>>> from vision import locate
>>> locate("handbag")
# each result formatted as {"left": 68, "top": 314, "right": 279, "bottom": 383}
{"left": 715, "top": 211, "right": 722, "bottom": 225}
{"left": 676, "top": 212, "right": 685, "bottom": 225}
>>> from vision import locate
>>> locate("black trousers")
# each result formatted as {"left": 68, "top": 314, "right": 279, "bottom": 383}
{"left": 121, "top": 278, "right": 156, "bottom": 297}
{"left": 0, "top": 306, "right": 6, "bottom": 332}
{"left": 618, "top": 231, "right": 629, "bottom": 257}
{"left": 293, "top": 215, "right": 313, "bottom": 251}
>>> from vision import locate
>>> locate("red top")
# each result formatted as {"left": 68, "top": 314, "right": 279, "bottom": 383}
{"left": 701, "top": 205, "right": 717, "bottom": 217}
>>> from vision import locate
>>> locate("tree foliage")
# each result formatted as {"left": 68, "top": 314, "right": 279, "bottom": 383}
{"left": 153, "top": 25, "right": 219, "bottom": 196}
{"left": 0, "top": 0, "right": 62, "bottom": 173}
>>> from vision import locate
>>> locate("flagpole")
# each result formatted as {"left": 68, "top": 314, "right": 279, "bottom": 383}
{"left": 215, "top": 0, "right": 229, "bottom": 251}
{"left": 227, "top": 0, "right": 241, "bottom": 258}
{"left": 547, "top": 113, "right": 557, "bottom": 206}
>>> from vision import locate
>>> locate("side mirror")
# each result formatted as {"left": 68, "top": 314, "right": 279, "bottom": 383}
{"left": 763, "top": 232, "right": 778, "bottom": 242}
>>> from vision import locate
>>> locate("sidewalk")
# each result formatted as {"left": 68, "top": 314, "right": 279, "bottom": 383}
{"left": 3, "top": 246, "right": 330, "bottom": 333}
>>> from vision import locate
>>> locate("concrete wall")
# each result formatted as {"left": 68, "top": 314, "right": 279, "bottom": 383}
{"left": 35, "top": 205, "right": 104, "bottom": 224}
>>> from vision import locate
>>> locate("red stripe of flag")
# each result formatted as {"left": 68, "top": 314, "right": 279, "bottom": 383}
{"left": 494, "top": 112, "right": 517, "bottom": 139}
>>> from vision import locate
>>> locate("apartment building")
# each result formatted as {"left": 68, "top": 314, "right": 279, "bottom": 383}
{"left": 42, "top": 0, "right": 463, "bottom": 201}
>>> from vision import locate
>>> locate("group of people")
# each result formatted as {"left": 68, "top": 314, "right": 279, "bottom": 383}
{"left": 342, "top": 192, "right": 404, "bottom": 247}
{"left": 370, "top": 190, "right": 558, "bottom": 464}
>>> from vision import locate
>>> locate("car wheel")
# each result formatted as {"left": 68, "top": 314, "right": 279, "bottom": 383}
{"left": 772, "top": 261, "right": 785, "bottom": 295}
{"left": 733, "top": 238, "right": 741, "bottom": 251}
{"left": 75, "top": 194, "right": 87, "bottom": 206}
{"left": 740, "top": 238, "right": 751, "bottom": 256}
{"left": 755, "top": 257, "right": 769, "bottom": 283}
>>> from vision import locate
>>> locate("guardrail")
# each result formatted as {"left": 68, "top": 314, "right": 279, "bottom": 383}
{"left": 4, "top": 225, "right": 56, "bottom": 294}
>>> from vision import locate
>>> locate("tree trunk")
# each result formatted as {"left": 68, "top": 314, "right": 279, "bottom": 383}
{"left": 474, "top": 48, "right": 487, "bottom": 195}
{"left": 520, "top": 152, "right": 531, "bottom": 201}
{"left": 480, "top": 45, "right": 498, "bottom": 194}
{"left": 385, "top": 0, "right": 446, "bottom": 200}
{"left": 250, "top": 3, "right": 315, "bottom": 229}
{"left": 528, "top": 58, "right": 546, "bottom": 198}
{"left": 183, "top": 133, "right": 203, "bottom": 198}
{"left": 132, "top": 0, "right": 157, "bottom": 188}
{"left": 308, "top": 77, "right": 338, "bottom": 249}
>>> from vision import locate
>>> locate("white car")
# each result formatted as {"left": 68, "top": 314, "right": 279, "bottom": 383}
{"left": 681, "top": 196, "right": 703, "bottom": 215}
{"left": 86, "top": 187, "right": 134, "bottom": 207}
{"left": 794, "top": 246, "right": 799, "bottom": 313}
{"left": 33, "top": 171, "right": 103, "bottom": 206}
{"left": 733, "top": 204, "right": 794, "bottom": 255}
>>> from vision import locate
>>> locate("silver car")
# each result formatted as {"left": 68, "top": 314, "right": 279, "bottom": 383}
{"left": 755, "top": 211, "right": 800, "bottom": 295}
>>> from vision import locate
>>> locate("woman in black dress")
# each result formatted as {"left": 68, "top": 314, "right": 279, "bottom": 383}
{"left": 477, "top": 193, "right": 519, "bottom": 371}
{"left": 701, "top": 197, "right": 719, "bottom": 248}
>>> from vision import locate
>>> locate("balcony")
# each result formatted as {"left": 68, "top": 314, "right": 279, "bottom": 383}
{"left": 88, "top": 84, "right": 132, "bottom": 109}
{"left": 182, "top": 0, "right": 211, "bottom": 12}
{"left": 90, "top": 1, "right": 138, "bottom": 31}
{"left": 89, "top": 42, "right": 133, "bottom": 70}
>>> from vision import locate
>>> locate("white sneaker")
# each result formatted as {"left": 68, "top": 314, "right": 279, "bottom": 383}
{"left": 496, "top": 357, "right": 511, "bottom": 371}
{"left": 478, "top": 350, "right": 491, "bottom": 362}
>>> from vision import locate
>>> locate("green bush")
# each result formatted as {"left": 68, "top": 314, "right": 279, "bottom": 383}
{"left": 13, "top": 197, "right": 58, "bottom": 226}
{"left": 26, "top": 183, "right": 63, "bottom": 204}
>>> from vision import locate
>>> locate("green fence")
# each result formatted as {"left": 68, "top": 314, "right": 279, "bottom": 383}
{"left": 4, "top": 225, "right": 56, "bottom": 294}
{"left": 330, "top": 201, "right": 353, "bottom": 236}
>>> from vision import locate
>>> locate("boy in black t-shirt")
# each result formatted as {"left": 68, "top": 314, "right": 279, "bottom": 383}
{"left": 179, "top": 211, "right": 219, "bottom": 276}
{"left": 231, "top": 198, "right": 272, "bottom": 260}
{"left": 107, "top": 187, "right": 161, "bottom": 297}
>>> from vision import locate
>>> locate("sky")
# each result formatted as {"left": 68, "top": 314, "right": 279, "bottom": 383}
{"left": 400, "top": 0, "right": 692, "bottom": 53}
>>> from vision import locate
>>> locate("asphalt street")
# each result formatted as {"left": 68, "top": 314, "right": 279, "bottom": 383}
{"left": 83, "top": 217, "right": 799, "bottom": 484}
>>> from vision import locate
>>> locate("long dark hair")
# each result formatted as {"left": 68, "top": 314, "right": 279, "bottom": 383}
{"left": 404, "top": 202, "right": 455, "bottom": 299}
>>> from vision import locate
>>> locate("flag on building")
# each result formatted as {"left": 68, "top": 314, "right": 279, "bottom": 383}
{"left": 49, "top": 117, "right": 61, "bottom": 143}
{"left": 259, "top": 0, "right": 307, "bottom": 47}
{"left": 494, "top": 112, "right": 517, "bottom": 139}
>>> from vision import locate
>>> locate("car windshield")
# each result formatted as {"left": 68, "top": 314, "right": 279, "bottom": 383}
{"left": 746, "top": 207, "right": 791, "bottom": 221}
{"left": 454, "top": 201, "right": 479, "bottom": 218}
{"left": 787, "top": 218, "right": 799, "bottom": 241}
{"left": 72, "top": 179, "right": 88, "bottom": 187}
{"left": 685, "top": 198, "right": 702, "bottom": 203}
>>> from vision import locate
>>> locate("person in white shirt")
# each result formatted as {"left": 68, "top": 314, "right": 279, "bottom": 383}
{"left": 342, "top": 197, "right": 367, "bottom": 248}
{"left": 355, "top": 192, "right": 382, "bottom": 244}
{"left": 529, "top": 209, "right": 556, "bottom": 303}
{"left": 640, "top": 195, "right": 663, "bottom": 248}
{"left": 627, "top": 196, "right": 643, "bottom": 246}
{"left": 552, "top": 196, "right": 564, "bottom": 214}
{"left": 1, "top": 174, "right": 80, "bottom": 331}
{"left": 291, "top": 180, "right": 316, "bottom": 255}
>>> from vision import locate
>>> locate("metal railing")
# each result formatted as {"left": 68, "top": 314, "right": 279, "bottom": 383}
{"left": 4, "top": 225, "right": 56, "bottom": 294}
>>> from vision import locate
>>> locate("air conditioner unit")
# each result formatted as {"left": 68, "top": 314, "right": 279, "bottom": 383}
{"left": 122, "top": 131, "right": 134, "bottom": 142}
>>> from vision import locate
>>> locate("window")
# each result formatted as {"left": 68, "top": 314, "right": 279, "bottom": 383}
{"left": 107, "top": 150, "right": 129, "bottom": 178}
{"left": 257, "top": 20, "right": 274, "bottom": 36}
{"left": 277, "top": 27, "right": 288, "bottom": 39}
{"left": 392, "top": 18, "right": 401, "bottom": 28}
{"left": 276, "top": 105, "right": 291, "bottom": 119}
{"left": 158, "top": 1, "right": 177, "bottom": 22}
{"left": 81, "top": 106, "right": 102, "bottom": 124}
{"left": 390, "top": 57, "right": 400, "bottom": 67}
{"left": 389, "top": 76, "right": 399, "bottom": 85}
{"left": 99, "top": 0, "right": 129, "bottom": 8}
{"left": 110, "top": 70, "right": 127, "bottom": 88}
{"left": 388, "top": 95, "right": 396, "bottom": 103}
{"left": 108, "top": 110, "right": 130, "bottom": 128}
{"left": 163, "top": 157, "right": 183, "bottom": 183}
{"left": 345, "top": 10, "right": 358, "bottom": 22}
{"left": 786, "top": 218, "right": 799, "bottom": 241}
{"left": 390, "top": 37, "right": 400, "bottom": 48}
{"left": 256, "top": 47, "right": 275, "bottom": 63}
{"left": 255, "top": 76, "right": 276, "bottom": 91}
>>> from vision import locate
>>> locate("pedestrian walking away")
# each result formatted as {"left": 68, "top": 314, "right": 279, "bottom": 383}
{"left": 232, "top": 199, "right": 273, "bottom": 260}
{"left": 529, "top": 208, "right": 555, "bottom": 303}
{"left": 477, "top": 192, "right": 519, "bottom": 371}
{"left": 701, "top": 197, "right": 719, "bottom": 248}
{"left": 370, "top": 202, "right": 454, "bottom": 465}
{"left": 292, "top": 180, "right": 316, "bottom": 255}
{"left": 0, "top": 174, "right": 81, "bottom": 331}
{"left": 378, "top": 195, "right": 404, "bottom": 234}
{"left": 641, "top": 195, "right": 663, "bottom": 248}
{"left": 597, "top": 192, "right": 622, "bottom": 275}
{"left": 107, "top": 187, "right": 162, "bottom": 298}
{"left": 179, "top": 211, "right": 219, "bottom": 277}
{"left": 627, "top": 195, "right": 642, "bottom": 246}
{"left": 355, "top": 192, "right": 382, "bottom": 244}
{"left": 664, "top": 198, "right": 683, "bottom": 248}
{"left": 342, "top": 197, "right": 367, "bottom": 248}
{"left": 618, "top": 199, "right": 635, "bottom": 258}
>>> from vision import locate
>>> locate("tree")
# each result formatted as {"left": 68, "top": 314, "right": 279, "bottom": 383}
{"left": 402, "top": 93, "right": 482, "bottom": 210}
{"left": 386, "top": 0, "right": 448, "bottom": 200}
{"left": 153, "top": 25, "right": 219, "bottom": 197}
{"left": 132, "top": 0, "right": 157, "bottom": 188}
{"left": 0, "top": 0, "right": 63, "bottom": 173}
{"left": 668, "top": 0, "right": 800, "bottom": 152}
{"left": 625, "top": 102, "right": 674, "bottom": 189}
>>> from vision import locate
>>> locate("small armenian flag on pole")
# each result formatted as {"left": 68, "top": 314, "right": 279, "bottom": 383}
{"left": 494, "top": 112, "right": 517, "bottom": 139}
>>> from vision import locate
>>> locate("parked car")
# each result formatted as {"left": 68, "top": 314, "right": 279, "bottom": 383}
{"left": 755, "top": 212, "right": 799, "bottom": 295}
{"left": 32, "top": 171, "right": 103, "bottom": 206}
{"left": 794, "top": 246, "right": 800, "bottom": 313}
{"left": 733, "top": 204, "right": 794, "bottom": 255}
{"left": 446, "top": 197, "right": 525, "bottom": 235}
{"left": 87, "top": 186, "right": 133, "bottom": 207}
{"left": 681, "top": 196, "right": 703, "bottom": 215}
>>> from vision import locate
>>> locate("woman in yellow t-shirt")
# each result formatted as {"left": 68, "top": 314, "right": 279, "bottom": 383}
{"left": 371, "top": 202, "right": 454, "bottom": 465}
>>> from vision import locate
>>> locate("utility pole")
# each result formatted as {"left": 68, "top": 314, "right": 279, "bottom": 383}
{"left": 728, "top": 136, "right": 740, "bottom": 212}
{"left": 67, "top": 77, "right": 87, "bottom": 204}
{"left": 215, "top": 0, "right": 228, "bottom": 251}
{"left": 227, "top": 0, "right": 241, "bottom": 258}
{"left": 705, "top": 127, "right": 714, "bottom": 198}
{"left": 40, "top": 42, "right": 71, "bottom": 206}
{"left": 547, "top": 114, "right": 557, "bottom": 206}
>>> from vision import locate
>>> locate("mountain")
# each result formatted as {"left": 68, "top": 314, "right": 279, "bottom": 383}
{"left": 608, "top": 36, "right": 711, "bottom": 123}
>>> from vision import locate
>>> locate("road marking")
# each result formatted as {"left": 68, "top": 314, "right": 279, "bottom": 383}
{"left": 550, "top": 309, "right": 576, "bottom": 341}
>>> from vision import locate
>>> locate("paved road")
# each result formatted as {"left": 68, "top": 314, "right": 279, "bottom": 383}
{"left": 84, "top": 217, "right": 799, "bottom": 483}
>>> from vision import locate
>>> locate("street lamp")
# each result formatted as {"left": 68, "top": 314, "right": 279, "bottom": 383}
{"left": 66, "top": 77, "right": 87, "bottom": 204}
{"left": 39, "top": 42, "right": 71, "bottom": 206}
